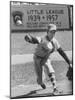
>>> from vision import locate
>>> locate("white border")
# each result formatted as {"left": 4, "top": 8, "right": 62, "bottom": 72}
{"left": 0, "top": 0, "right": 75, "bottom": 100}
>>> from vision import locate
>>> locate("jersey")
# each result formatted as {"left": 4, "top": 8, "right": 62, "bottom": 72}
{"left": 34, "top": 36, "right": 60, "bottom": 58}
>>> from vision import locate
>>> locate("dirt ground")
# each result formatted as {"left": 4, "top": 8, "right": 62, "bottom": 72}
{"left": 11, "top": 79, "right": 72, "bottom": 99}
{"left": 11, "top": 61, "right": 73, "bottom": 98}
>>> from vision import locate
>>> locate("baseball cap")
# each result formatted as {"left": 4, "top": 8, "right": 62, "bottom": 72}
{"left": 48, "top": 24, "right": 57, "bottom": 31}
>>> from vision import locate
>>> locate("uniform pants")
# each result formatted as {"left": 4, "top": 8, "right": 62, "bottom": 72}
{"left": 33, "top": 55, "right": 55, "bottom": 85}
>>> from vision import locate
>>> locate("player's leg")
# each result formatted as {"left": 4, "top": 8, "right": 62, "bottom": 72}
{"left": 33, "top": 55, "right": 46, "bottom": 89}
{"left": 48, "top": 73, "right": 60, "bottom": 95}
{"left": 45, "top": 59, "right": 61, "bottom": 95}
{"left": 42, "top": 65, "right": 50, "bottom": 82}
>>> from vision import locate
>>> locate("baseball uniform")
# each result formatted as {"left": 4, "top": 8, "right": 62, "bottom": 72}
{"left": 33, "top": 36, "right": 60, "bottom": 85}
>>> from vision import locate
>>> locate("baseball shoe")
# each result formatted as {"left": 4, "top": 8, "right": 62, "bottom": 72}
{"left": 53, "top": 88, "right": 63, "bottom": 95}
{"left": 40, "top": 83, "right": 46, "bottom": 89}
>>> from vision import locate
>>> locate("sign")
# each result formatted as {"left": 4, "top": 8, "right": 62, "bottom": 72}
{"left": 11, "top": 4, "right": 69, "bottom": 30}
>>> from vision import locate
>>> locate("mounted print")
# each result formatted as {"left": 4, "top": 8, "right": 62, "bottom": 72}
{"left": 10, "top": 1, "right": 73, "bottom": 99}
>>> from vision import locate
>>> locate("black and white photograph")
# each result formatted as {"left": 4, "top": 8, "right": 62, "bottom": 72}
{"left": 10, "top": 1, "right": 73, "bottom": 99}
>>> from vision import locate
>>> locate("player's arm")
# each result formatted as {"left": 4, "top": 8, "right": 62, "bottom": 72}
{"left": 24, "top": 34, "right": 40, "bottom": 44}
{"left": 53, "top": 38, "right": 71, "bottom": 66}
{"left": 57, "top": 47, "right": 73, "bottom": 80}
{"left": 57, "top": 47, "right": 71, "bottom": 65}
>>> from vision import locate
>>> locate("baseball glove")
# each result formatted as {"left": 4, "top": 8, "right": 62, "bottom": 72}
{"left": 66, "top": 64, "right": 73, "bottom": 81}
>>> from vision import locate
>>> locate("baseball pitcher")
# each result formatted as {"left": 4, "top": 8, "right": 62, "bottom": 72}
{"left": 24, "top": 24, "right": 72, "bottom": 95}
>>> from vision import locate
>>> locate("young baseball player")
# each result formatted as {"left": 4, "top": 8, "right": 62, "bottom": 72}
{"left": 24, "top": 24, "right": 72, "bottom": 95}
